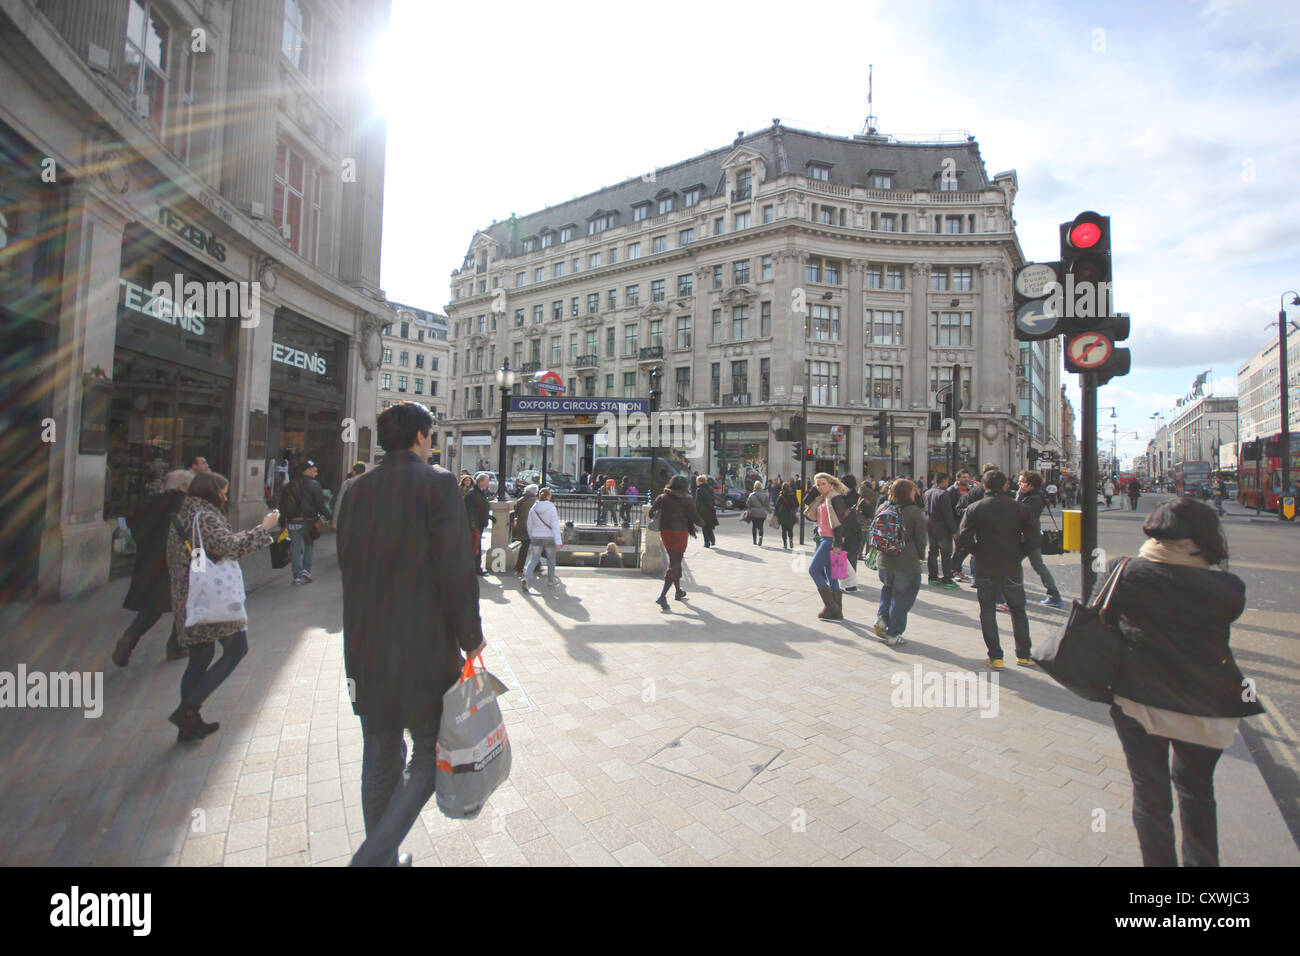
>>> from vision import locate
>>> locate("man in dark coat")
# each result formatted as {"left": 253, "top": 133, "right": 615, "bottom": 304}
{"left": 922, "top": 472, "right": 959, "bottom": 588}
{"left": 279, "top": 459, "right": 330, "bottom": 584}
{"left": 957, "top": 469, "right": 1039, "bottom": 668}
{"left": 465, "top": 472, "right": 492, "bottom": 575}
{"left": 337, "top": 402, "right": 485, "bottom": 867}
{"left": 694, "top": 474, "right": 719, "bottom": 548}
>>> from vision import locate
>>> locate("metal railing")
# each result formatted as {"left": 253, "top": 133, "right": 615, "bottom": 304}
{"left": 521, "top": 361, "right": 541, "bottom": 373}
{"left": 575, "top": 353, "right": 598, "bottom": 368}
{"left": 550, "top": 494, "right": 646, "bottom": 529}
{"left": 639, "top": 345, "right": 664, "bottom": 361}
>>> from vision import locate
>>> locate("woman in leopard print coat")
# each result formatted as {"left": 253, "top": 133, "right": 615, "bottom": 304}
{"left": 165, "top": 471, "right": 279, "bottom": 742}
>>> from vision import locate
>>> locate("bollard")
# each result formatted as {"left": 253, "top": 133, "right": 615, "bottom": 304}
{"left": 1062, "top": 509, "right": 1081, "bottom": 552}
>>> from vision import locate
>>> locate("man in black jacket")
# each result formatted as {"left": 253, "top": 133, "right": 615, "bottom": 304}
{"left": 694, "top": 475, "right": 719, "bottom": 548}
{"left": 280, "top": 459, "right": 330, "bottom": 585}
{"left": 1016, "top": 471, "right": 1064, "bottom": 607}
{"left": 923, "top": 473, "right": 960, "bottom": 588}
{"left": 337, "top": 402, "right": 485, "bottom": 866}
{"left": 957, "top": 470, "right": 1039, "bottom": 668}
{"left": 466, "top": 472, "right": 492, "bottom": 575}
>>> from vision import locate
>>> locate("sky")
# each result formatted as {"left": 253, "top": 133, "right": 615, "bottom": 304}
{"left": 371, "top": 0, "right": 1300, "bottom": 469}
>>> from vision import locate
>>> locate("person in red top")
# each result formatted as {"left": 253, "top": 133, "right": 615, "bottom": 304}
{"left": 649, "top": 475, "right": 703, "bottom": 610}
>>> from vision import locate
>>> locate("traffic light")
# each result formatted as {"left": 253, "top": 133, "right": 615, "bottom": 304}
{"left": 788, "top": 415, "right": 805, "bottom": 443}
{"left": 711, "top": 422, "right": 723, "bottom": 452}
{"left": 928, "top": 411, "right": 942, "bottom": 432}
{"left": 939, "top": 392, "right": 953, "bottom": 421}
{"left": 791, "top": 442, "right": 802, "bottom": 462}
{"left": 1059, "top": 212, "right": 1112, "bottom": 327}
{"left": 874, "top": 411, "right": 888, "bottom": 446}
{"left": 1242, "top": 440, "right": 1260, "bottom": 461}
{"left": 1057, "top": 212, "right": 1129, "bottom": 382}
{"left": 804, "top": 447, "right": 815, "bottom": 461}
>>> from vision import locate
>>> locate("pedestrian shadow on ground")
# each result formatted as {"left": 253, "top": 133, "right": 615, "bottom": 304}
{"left": 702, "top": 547, "right": 763, "bottom": 561}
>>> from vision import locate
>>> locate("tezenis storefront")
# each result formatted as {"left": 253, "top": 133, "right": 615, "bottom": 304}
{"left": 266, "top": 308, "right": 349, "bottom": 506}
{"left": 106, "top": 226, "right": 239, "bottom": 576}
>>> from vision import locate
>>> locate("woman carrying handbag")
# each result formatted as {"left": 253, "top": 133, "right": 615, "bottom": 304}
{"left": 803, "top": 473, "right": 852, "bottom": 621}
{"left": 745, "top": 481, "right": 771, "bottom": 546}
{"left": 166, "top": 472, "right": 280, "bottom": 743}
{"left": 1103, "top": 498, "right": 1263, "bottom": 866}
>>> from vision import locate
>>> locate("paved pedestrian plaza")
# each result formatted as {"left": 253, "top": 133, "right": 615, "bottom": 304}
{"left": 1, "top": 520, "right": 1294, "bottom": 867}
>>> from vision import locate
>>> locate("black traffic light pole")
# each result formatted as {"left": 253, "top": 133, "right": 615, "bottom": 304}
{"left": 799, "top": 389, "right": 809, "bottom": 545}
{"left": 1081, "top": 372, "right": 1099, "bottom": 601}
{"left": 950, "top": 363, "right": 961, "bottom": 479}
{"left": 889, "top": 413, "right": 896, "bottom": 477}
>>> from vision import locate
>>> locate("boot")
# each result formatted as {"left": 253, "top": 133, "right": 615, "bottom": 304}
{"left": 168, "top": 704, "right": 206, "bottom": 744}
{"left": 112, "top": 633, "right": 139, "bottom": 668}
{"left": 673, "top": 569, "right": 687, "bottom": 601}
{"left": 817, "top": 587, "right": 838, "bottom": 619}
{"left": 656, "top": 572, "right": 672, "bottom": 610}
{"left": 829, "top": 589, "right": 843, "bottom": 618}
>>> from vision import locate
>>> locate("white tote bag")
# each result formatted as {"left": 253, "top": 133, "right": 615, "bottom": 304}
{"left": 185, "top": 512, "right": 248, "bottom": 628}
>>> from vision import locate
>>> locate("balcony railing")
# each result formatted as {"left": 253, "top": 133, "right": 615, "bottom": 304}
{"left": 731, "top": 187, "right": 751, "bottom": 202}
{"left": 723, "top": 392, "right": 751, "bottom": 407}
{"left": 521, "top": 361, "right": 542, "bottom": 374}
{"left": 575, "top": 354, "right": 599, "bottom": 369}
{"left": 638, "top": 346, "right": 664, "bottom": 361}
{"left": 467, "top": 408, "right": 484, "bottom": 418}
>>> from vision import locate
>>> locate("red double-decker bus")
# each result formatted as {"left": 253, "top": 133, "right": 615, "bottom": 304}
{"left": 1240, "top": 433, "right": 1300, "bottom": 510}
{"left": 1172, "top": 460, "right": 1211, "bottom": 497}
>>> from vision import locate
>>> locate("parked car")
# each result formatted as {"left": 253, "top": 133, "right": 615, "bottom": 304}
{"left": 707, "top": 476, "right": 746, "bottom": 510}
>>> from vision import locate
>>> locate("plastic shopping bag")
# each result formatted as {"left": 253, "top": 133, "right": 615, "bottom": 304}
{"left": 829, "top": 548, "right": 850, "bottom": 580}
{"left": 185, "top": 514, "right": 247, "bottom": 628}
{"left": 842, "top": 562, "right": 859, "bottom": 589}
{"left": 435, "top": 656, "right": 512, "bottom": 819}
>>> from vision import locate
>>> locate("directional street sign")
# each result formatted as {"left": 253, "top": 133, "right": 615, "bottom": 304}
{"left": 1015, "top": 299, "right": 1061, "bottom": 338}
{"left": 1066, "top": 332, "right": 1113, "bottom": 369}
{"left": 539, "top": 428, "right": 555, "bottom": 437}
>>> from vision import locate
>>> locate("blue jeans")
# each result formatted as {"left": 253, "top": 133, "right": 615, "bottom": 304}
{"left": 523, "top": 541, "right": 557, "bottom": 582}
{"left": 808, "top": 538, "right": 840, "bottom": 592}
{"left": 179, "top": 630, "right": 248, "bottom": 710}
{"left": 877, "top": 569, "right": 922, "bottom": 637}
{"left": 351, "top": 715, "right": 441, "bottom": 866}
{"left": 975, "top": 571, "right": 1030, "bottom": 660}
{"left": 289, "top": 524, "right": 314, "bottom": 578}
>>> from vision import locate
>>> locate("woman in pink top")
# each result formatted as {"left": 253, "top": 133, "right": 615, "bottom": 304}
{"left": 803, "top": 473, "right": 853, "bottom": 620}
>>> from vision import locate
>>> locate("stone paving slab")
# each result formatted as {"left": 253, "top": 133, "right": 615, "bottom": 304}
{"left": 0, "top": 522, "right": 1295, "bottom": 866}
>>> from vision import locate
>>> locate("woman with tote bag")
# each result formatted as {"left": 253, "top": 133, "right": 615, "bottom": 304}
{"left": 745, "top": 481, "right": 771, "bottom": 546}
{"left": 165, "top": 472, "right": 280, "bottom": 743}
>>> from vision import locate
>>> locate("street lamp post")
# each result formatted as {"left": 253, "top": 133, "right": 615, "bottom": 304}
{"left": 648, "top": 365, "right": 662, "bottom": 499}
{"left": 495, "top": 359, "right": 516, "bottom": 501}
{"left": 1279, "top": 291, "right": 1299, "bottom": 517}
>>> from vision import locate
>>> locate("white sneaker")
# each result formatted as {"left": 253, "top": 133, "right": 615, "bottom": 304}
{"left": 300, "top": 571, "right": 313, "bottom": 584}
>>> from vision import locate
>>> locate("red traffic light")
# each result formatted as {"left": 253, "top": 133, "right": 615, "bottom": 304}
{"left": 1069, "top": 221, "right": 1102, "bottom": 249}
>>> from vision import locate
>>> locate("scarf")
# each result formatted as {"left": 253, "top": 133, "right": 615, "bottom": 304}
{"left": 1139, "top": 537, "right": 1212, "bottom": 569}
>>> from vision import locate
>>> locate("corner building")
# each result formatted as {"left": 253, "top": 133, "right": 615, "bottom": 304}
{"left": 442, "top": 122, "right": 1046, "bottom": 486}
{"left": 0, "top": 0, "right": 394, "bottom": 600}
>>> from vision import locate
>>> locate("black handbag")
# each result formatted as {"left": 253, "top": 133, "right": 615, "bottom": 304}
{"left": 1032, "top": 557, "right": 1130, "bottom": 702}
{"left": 1039, "top": 503, "right": 1064, "bottom": 555}
{"left": 270, "top": 530, "right": 291, "bottom": 569}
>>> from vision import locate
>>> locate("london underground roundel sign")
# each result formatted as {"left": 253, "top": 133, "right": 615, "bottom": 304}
{"left": 535, "top": 370, "right": 566, "bottom": 394}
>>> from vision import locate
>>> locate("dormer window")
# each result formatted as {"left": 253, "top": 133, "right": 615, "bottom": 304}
{"left": 657, "top": 196, "right": 674, "bottom": 214}
{"left": 808, "top": 163, "right": 831, "bottom": 182}
{"left": 937, "top": 170, "right": 960, "bottom": 192}
{"left": 540, "top": 231, "right": 555, "bottom": 248}
{"left": 870, "top": 173, "right": 892, "bottom": 189}
{"left": 632, "top": 202, "right": 650, "bottom": 222}
{"left": 734, "top": 168, "right": 752, "bottom": 201}
{"left": 560, "top": 225, "right": 574, "bottom": 242}
{"left": 522, "top": 237, "right": 536, "bottom": 252}
{"left": 683, "top": 186, "right": 702, "bottom": 207}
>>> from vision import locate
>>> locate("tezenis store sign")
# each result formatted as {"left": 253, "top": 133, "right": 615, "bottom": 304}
{"left": 158, "top": 202, "right": 226, "bottom": 262}
{"left": 272, "top": 342, "right": 327, "bottom": 375}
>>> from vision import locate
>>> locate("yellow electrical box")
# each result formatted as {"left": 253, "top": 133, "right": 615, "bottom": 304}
{"left": 1063, "top": 509, "right": 1082, "bottom": 552}
{"left": 1283, "top": 496, "right": 1296, "bottom": 521}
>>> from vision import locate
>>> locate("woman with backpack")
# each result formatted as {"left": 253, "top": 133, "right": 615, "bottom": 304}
{"left": 775, "top": 482, "right": 799, "bottom": 550}
{"left": 745, "top": 481, "right": 771, "bottom": 546}
{"left": 871, "top": 478, "right": 927, "bottom": 646}
{"left": 803, "top": 473, "right": 853, "bottom": 621}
